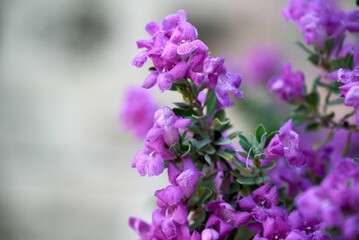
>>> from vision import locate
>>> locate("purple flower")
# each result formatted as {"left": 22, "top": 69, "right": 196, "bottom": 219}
{"left": 336, "top": 67, "right": 359, "bottom": 126}
{"left": 153, "top": 106, "right": 191, "bottom": 146}
{"left": 296, "top": 158, "right": 359, "bottom": 231}
{"left": 167, "top": 158, "right": 203, "bottom": 199}
{"left": 235, "top": 44, "right": 282, "bottom": 85}
{"left": 120, "top": 87, "right": 157, "bottom": 139}
{"left": 268, "top": 158, "right": 312, "bottom": 198}
{"left": 132, "top": 10, "right": 209, "bottom": 92}
{"left": 253, "top": 217, "right": 290, "bottom": 240}
{"left": 337, "top": 68, "right": 359, "bottom": 84}
{"left": 132, "top": 148, "right": 164, "bottom": 177}
{"left": 268, "top": 63, "right": 305, "bottom": 102}
{"left": 205, "top": 200, "right": 252, "bottom": 238}
{"left": 287, "top": 210, "right": 328, "bottom": 239}
{"left": 282, "top": 0, "right": 344, "bottom": 49}
{"left": 265, "top": 119, "right": 308, "bottom": 167}
{"left": 201, "top": 228, "right": 219, "bottom": 240}
{"left": 129, "top": 217, "right": 152, "bottom": 239}
{"left": 237, "top": 183, "right": 287, "bottom": 223}
{"left": 278, "top": 119, "right": 308, "bottom": 167}
{"left": 215, "top": 72, "right": 244, "bottom": 107}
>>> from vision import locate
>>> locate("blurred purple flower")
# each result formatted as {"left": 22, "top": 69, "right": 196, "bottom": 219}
{"left": 120, "top": 87, "right": 158, "bottom": 139}
{"left": 268, "top": 63, "right": 305, "bottom": 102}
{"left": 238, "top": 44, "right": 282, "bottom": 85}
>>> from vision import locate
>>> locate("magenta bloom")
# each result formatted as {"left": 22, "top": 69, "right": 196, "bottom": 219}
{"left": 237, "top": 183, "right": 287, "bottom": 223}
{"left": 268, "top": 63, "right": 305, "bottom": 102}
{"left": 336, "top": 66, "right": 359, "bottom": 126}
{"left": 265, "top": 119, "right": 308, "bottom": 167}
{"left": 296, "top": 158, "right": 359, "bottom": 232}
{"left": 205, "top": 200, "right": 252, "bottom": 238}
{"left": 120, "top": 87, "right": 157, "bottom": 139}
{"left": 237, "top": 44, "right": 282, "bottom": 85}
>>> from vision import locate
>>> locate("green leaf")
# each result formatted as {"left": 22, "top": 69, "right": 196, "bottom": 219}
{"left": 308, "top": 54, "right": 320, "bottom": 65}
{"left": 320, "top": 112, "right": 335, "bottom": 124}
{"left": 228, "top": 131, "right": 242, "bottom": 140}
{"left": 324, "top": 37, "right": 335, "bottom": 53}
{"left": 173, "top": 102, "right": 191, "bottom": 109}
{"left": 173, "top": 107, "right": 196, "bottom": 117}
{"left": 203, "top": 144, "right": 216, "bottom": 155}
{"left": 236, "top": 175, "right": 269, "bottom": 185}
{"left": 314, "top": 79, "right": 341, "bottom": 94}
{"left": 265, "top": 130, "right": 279, "bottom": 148}
{"left": 238, "top": 134, "right": 252, "bottom": 152}
{"left": 305, "top": 122, "right": 321, "bottom": 131}
{"left": 198, "top": 187, "right": 214, "bottom": 204}
{"left": 327, "top": 98, "right": 344, "bottom": 106}
{"left": 215, "top": 138, "right": 232, "bottom": 146}
{"left": 261, "top": 161, "right": 276, "bottom": 172}
{"left": 204, "top": 154, "right": 212, "bottom": 165}
{"left": 169, "top": 142, "right": 181, "bottom": 155}
{"left": 230, "top": 182, "right": 241, "bottom": 194}
{"left": 345, "top": 52, "right": 354, "bottom": 69}
{"left": 180, "top": 143, "right": 192, "bottom": 157}
{"left": 189, "top": 208, "right": 206, "bottom": 231}
{"left": 292, "top": 112, "right": 308, "bottom": 125}
{"left": 249, "top": 133, "right": 258, "bottom": 146}
{"left": 329, "top": 53, "right": 354, "bottom": 71}
{"left": 192, "top": 114, "right": 207, "bottom": 120}
{"left": 236, "top": 151, "right": 248, "bottom": 158}
{"left": 212, "top": 118, "right": 231, "bottom": 131}
{"left": 296, "top": 41, "right": 315, "bottom": 55}
{"left": 213, "top": 109, "right": 226, "bottom": 122}
{"left": 357, "top": 0, "right": 359, "bottom": 7}
{"left": 205, "top": 90, "right": 218, "bottom": 116}
{"left": 255, "top": 124, "right": 267, "bottom": 143}
{"left": 192, "top": 138, "right": 212, "bottom": 149}
{"left": 188, "top": 125, "right": 206, "bottom": 137}
{"left": 313, "top": 129, "right": 334, "bottom": 149}
{"left": 217, "top": 150, "right": 235, "bottom": 162}
{"left": 305, "top": 91, "right": 320, "bottom": 110}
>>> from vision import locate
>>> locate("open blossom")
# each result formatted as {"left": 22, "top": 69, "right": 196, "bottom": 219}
{"left": 205, "top": 200, "right": 252, "bottom": 238}
{"left": 335, "top": 66, "right": 359, "bottom": 126}
{"left": 265, "top": 119, "right": 308, "bottom": 167}
{"left": 237, "top": 183, "right": 287, "bottom": 223}
{"left": 120, "top": 87, "right": 157, "bottom": 139}
{"left": 268, "top": 63, "right": 305, "bottom": 102}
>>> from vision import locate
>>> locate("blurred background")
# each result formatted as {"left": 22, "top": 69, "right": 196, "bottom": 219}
{"left": 0, "top": 0, "right": 345, "bottom": 239}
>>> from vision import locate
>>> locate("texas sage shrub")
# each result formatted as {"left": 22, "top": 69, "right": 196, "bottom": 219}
{"left": 125, "top": 2, "right": 359, "bottom": 239}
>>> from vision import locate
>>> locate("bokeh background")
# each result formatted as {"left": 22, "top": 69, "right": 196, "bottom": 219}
{"left": 1, "top": 0, "right": 353, "bottom": 239}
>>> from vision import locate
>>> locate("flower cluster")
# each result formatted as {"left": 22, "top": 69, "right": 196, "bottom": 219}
{"left": 283, "top": 0, "right": 359, "bottom": 49}
{"left": 132, "top": 107, "right": 191, "bottom": 177}
{"left": 125, "top": 3, "right": 359, "bottom": 239}
{"left": 132, "top": 10, "right": 243, "bottom": 107}
{"left": 296, "top": 159, "right": 359, "bottom": 239}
